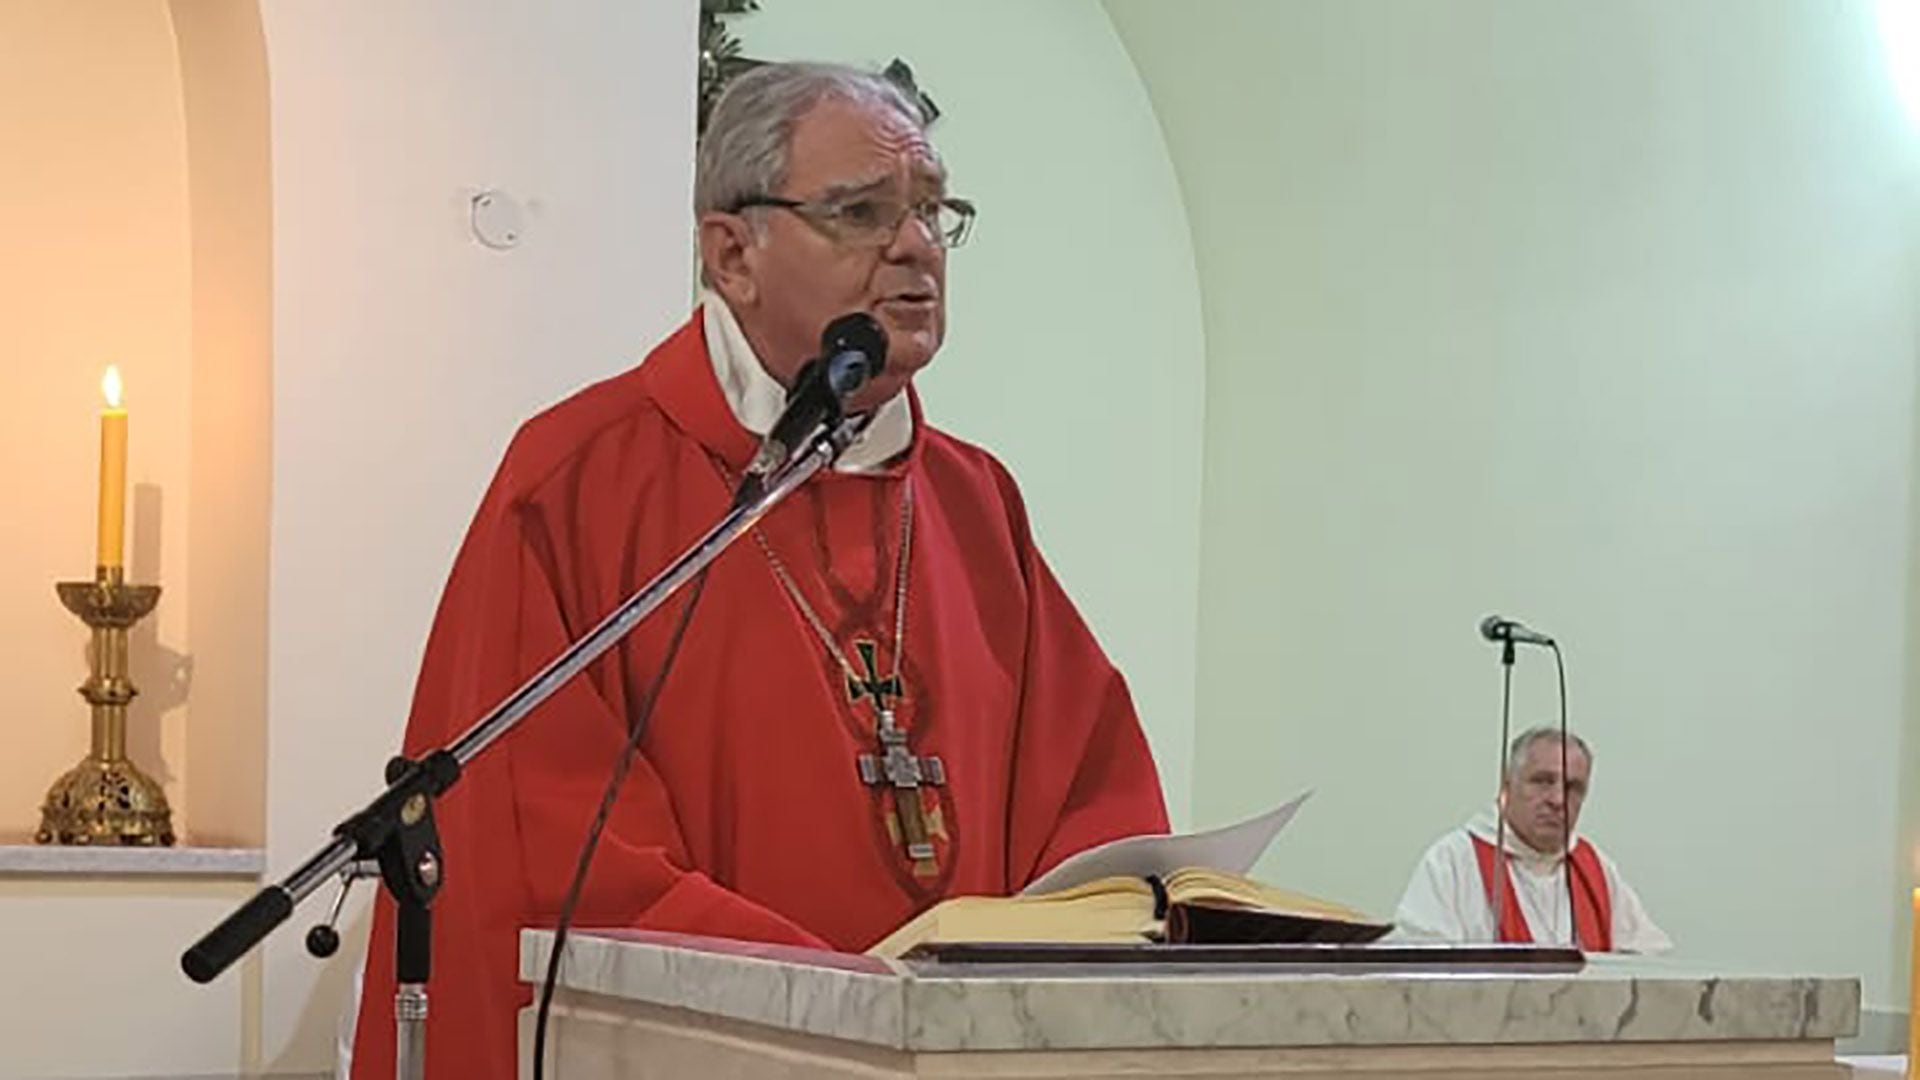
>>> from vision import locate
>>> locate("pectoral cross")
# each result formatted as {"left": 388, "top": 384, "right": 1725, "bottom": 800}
{"left": 850, "top": 641, "right": 946, "bottom": 864}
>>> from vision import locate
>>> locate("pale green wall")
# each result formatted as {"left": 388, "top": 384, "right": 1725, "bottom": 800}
{"left": 738, "top": 1, "right": 1208, "bottom": 825}
{"left": 1109, "top": 0, "right": 1920, "bottom": 1014}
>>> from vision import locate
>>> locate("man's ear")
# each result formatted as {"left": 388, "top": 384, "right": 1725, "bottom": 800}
{"left": 698, "top": 212, "right": 759, "bottom": 307}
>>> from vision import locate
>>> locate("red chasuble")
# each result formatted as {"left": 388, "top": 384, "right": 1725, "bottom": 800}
{"left": 349, "top": 312, "right": 1170, "bottom": 1080}
{"left": 1469, "top": 834, "right": 1613, "bottom": 952}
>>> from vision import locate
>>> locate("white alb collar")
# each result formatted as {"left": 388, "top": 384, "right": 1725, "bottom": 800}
{"left": 700, "top": 289, "right": 913, "bottom": 473}
{"left": 1465, "top": 804, "right": 1583, "bottom": 867}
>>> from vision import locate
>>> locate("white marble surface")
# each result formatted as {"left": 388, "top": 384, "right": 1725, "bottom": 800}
{"left": 522, "top": 930, "right": 1861, "bottom": 1054}
{"left": 0, "top": 844, "right": 265, "bottom": 877}
{"left": 1839, "top": 1055, "right": 1906, "bottom": 1077}
{"left": 525, "top": 930, "right": 908, "bottom": 1047}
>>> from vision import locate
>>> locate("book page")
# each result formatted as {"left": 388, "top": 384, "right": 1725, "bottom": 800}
{"left": 1020, "top": 790, "right": 1312, "bottom": 897}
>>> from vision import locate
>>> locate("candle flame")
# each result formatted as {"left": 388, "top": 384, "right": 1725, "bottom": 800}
{"left": 101, "top": 366, "right": 123, "bottom": 409}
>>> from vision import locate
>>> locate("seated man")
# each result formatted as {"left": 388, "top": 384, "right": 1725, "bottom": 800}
{"left": 1394, "top": 727, "right": 1670, "bottom": 952}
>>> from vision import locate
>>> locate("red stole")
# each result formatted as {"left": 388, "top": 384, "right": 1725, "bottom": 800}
{"left": 1469, "top": 833, "right": 1613, "bottom": 952}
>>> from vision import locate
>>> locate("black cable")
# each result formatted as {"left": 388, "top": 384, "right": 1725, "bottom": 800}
{"left": 531, "top": 567, "right": 714, "bottom": 1080}
{"left": 1550, "top": 640, "right": 1574, "bottom": 948}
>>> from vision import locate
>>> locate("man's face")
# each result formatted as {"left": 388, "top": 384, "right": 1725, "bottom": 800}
{"left": 702, "top": 97, "right": 948, "bottom": 413}
{"left": 1501, "top": 738, "right": 1591, "bottom": 854}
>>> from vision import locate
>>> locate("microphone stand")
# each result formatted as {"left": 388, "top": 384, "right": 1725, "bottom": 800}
{"left": 1490, "top": 636, "right": 1516, "bottom": 946}
{"left": 181, "top": 414, "right": 872, "bottom": 1080}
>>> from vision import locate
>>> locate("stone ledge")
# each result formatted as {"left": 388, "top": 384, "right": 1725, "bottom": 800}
{"left": 0, "top": 844, "right": 264, "bottom": 877}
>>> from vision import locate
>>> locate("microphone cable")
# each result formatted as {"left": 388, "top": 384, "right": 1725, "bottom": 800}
{"left": 1490, "top": 635, "right": 1516, "bottom": 939}
{"left": 530, "top": 567, "right": 714, "bottom": 1080}
{"left": 1550, "top": 640, "right": 1575, "bottom": 949}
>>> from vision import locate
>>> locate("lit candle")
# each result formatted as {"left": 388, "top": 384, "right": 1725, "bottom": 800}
{"left": 1910, "top": 887, "right": 1919, "bottom": 1080}
{"left": 97, "top": 366, "right": 126, "bottom": 570}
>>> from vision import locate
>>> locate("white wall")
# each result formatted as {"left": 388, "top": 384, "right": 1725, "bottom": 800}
{"left": 1109, "top": 0, "right": 1920, "bottom": 1015}
{"left": 0, "top": 879, "right": 257, "bottom": 1079}
{"left": 737, "top": 0, "right": 1207, "bottom": 824}
{"left": 257, "top": 2, "right": 696, "bottom": 1068}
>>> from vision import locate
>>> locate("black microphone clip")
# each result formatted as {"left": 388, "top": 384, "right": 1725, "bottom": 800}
{"left": 745, "top": 312, "right": 889, "bottom": 481}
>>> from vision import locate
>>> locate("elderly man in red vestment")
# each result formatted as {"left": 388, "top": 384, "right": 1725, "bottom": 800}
{"left": 348, "top": 61, "right": 1169, "bottom": 1080}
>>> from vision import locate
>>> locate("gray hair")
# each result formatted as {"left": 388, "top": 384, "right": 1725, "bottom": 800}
{"left": 1505, "top": 726, "right": 1593, "bottom": 781}
{"left": 695, "top": 62, "right": 928, "bottom": 218}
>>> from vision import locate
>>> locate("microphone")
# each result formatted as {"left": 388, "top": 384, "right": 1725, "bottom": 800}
{"left": 746, "top": 312, "right": 889, "bottom": 480}
{"left": 1479, "top": 614, "right": 1554, "bottom": 647}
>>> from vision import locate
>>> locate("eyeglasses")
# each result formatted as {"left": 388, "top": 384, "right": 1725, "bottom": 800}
{"left": 730, "top": 191, "right": 977, "bottom": 250}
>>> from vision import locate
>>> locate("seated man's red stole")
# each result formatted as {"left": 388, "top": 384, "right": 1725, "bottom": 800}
{"left": 1469, "top": 833, "right": 1612, "bottom": 952}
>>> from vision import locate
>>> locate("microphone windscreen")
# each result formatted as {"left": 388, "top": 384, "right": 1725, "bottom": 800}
{"left": 820, "top": 312, "right": 889, "bottom": 374}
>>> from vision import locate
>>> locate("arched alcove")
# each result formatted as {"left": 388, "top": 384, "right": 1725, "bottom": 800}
{"left": 0, "top": 0, "right": 271, "bottom": 848}
{"left": 0, "top": 5, "right": 272, "bottom": 1074}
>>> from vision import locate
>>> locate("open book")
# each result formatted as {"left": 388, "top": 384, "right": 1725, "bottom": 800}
{"left": 869, "top": 792, "right": 1392, "bottom": 959}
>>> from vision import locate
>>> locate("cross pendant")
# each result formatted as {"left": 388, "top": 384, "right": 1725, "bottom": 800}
{"left": 847, "top": 640, "right": 902, "bottom": 713}
{"left": 857, "top": 708, "right": 946, "bottom": 864}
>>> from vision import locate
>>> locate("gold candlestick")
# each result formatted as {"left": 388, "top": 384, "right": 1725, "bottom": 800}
{"left": 35, "top": 566, "right": 173, "bottom": 846}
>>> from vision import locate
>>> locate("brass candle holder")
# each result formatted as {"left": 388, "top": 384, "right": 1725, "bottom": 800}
{"left": 35, "top": 566, "right": 174, "bottom": 846}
